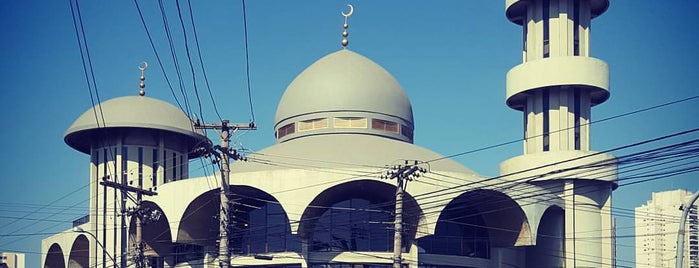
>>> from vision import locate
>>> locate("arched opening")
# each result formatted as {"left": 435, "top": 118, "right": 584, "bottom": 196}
{"left": 44, "top": 243, "right": 65, "bottom": 268}
{"left": 128, "top": 201, "right": 172, "bottom": 267}
{"left": 68, "top": 234, "right": 89, "bottom": 268}
{"left": 526, "top": 205, "right": 564, "bottom": 267}
{"left": 299, "top": 180, "right": 420, "bottom": 254}
{"left": 419, "top": 198, "right": 490, "bottom": 258}
{"left": 311, "top": 198, "right": 394, "bottom": 252}
{"left": 419, "top": 189, "right": 528, "bottom": 259}
{"left": 229, "top": 185, "right": 298, "bottom": 255}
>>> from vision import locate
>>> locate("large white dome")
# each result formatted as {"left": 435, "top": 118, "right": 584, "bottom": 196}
{"left": 274, "top": 49, "right": 414, "bottom": 143}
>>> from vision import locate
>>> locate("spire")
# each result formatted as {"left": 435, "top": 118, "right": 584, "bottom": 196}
{"left": 138, "top": 61, "right": 148, "bottom": 96}
{"left": 341, "top": 4, "right": 354, "bottom": 48}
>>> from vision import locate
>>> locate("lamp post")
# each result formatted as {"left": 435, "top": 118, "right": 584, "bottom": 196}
{"left": 676, "top": 191, "right": 699, "bottom": 268}
{"left": 73, "top": 226, "right": 118, "bottom": 268}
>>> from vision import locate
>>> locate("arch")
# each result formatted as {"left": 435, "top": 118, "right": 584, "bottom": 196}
{"left": 68, "top": 234, "right": 89, "bottom": 268}
{"left": 128, "top": 201, "right": 173, "bottom": 258}
{"left": 44, "top": 243, "right": 65, "bottom": 268}
{"left": 526, "top": 205, "right": 565, "bottom": 267}
{"left": 175, "top": 186, "right": 297, "bottom": 256}
{"left": 177, "top": 189, "right": 219, "bottom": 245}
{"left": 298, "top": 179, "right": 421, "bottom": 253}
{"left": 419, "top": 189, "right": 529, "bottom": 258}
{"left": 228, "top": 185, "right": 298, "bottom": 255}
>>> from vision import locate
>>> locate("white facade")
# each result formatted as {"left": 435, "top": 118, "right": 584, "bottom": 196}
{"left": 0, "top": 252, "right": 26, "bottom": 268}
{"left": 42, "top": 1, "right": 617, "bottom": 267}
{"left": 635, "top": 189, "right": 699, "bottom": 268}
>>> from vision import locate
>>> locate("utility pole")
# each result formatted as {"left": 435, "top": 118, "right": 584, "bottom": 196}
{"left": 100, "top": 180, "right": 157, "bottom": 268}
{"left": 676, "top": 190, "right": 699, "bottom": 268}
{"left": 382, "top": 161, "right": 426, "bottom": 268}
{"left": 195, "top": 120, "right": 255, "bottom": 268}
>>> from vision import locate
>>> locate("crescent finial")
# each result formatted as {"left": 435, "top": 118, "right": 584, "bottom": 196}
{"left": 341, "top": 4, "right": 354, "bottom": 18}
{"left": 138, "top": 61, "right": 148, "bottom": 96}
{"left": 138, "top": 61, "right": 148, "bottom": 72}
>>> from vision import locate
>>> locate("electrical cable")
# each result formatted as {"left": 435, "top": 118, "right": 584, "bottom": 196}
{"left": 185, "top": 0, "right": 222, "bottom": 122}
{"left": 241, "top": 0, "right": 255, "bottom": 123}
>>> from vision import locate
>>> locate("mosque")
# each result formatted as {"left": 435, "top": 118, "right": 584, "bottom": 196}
{"left": 41, "top": 0, "right": 618, "bottom": 267}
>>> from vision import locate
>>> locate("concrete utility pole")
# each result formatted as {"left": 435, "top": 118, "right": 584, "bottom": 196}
{"left": 99, "top": 180, "right": 157, "bottom": 268}
{"left": 195, "top": 120, "right": 255, "bottom": 268}
{"left": 382, "top": 161, "right": 426, "bottom": 268}
{"left": 676, "top": 190, "right": 699, "bottom": 268}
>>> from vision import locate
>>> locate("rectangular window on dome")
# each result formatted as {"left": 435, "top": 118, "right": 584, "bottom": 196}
{"left": 372, "top": 119, "right": 399, "bottom": 134}
{"left": 298, "top": 118, "right": 328, "bottom": 132}
{"left": 401, "top": 125, "right": 413, "bottom": 139}
{"left": 277, "top": 123, "right": 295, "bottom": 139}
{"left": 334, "top": 117, "right": 367, "bottom": 129}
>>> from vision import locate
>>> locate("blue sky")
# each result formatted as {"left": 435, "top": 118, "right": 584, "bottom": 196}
{"left": 0, "top": 1, "right": 697, "bottom": 267}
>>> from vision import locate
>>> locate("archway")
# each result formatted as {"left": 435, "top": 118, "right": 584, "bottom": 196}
{"left": 228, "top": 185, "right": 297, "bottom": 255}
{"left": 526, "top": 205, "right": 564, "bottom": 266}
{"left": 299, "top": 179, "right": 420, "bottom": 253}
{"left": 44, "top": 243, "right": 65, "bottom": 268}
{"left": 128, "top": 201, "right": 172, "bottom": 266}
{"left": 419, "top": 189, "right": 528, "bottom": 258}
{"left": 68, "top": 234, "right": 89, "bottom": 268}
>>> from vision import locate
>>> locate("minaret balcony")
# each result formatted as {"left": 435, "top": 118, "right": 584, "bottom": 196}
{"left": 499, "top": 150, "right": 618, "bottom": 187}
{"left": 506, "top": 56, "right": 609, "bottom": 110}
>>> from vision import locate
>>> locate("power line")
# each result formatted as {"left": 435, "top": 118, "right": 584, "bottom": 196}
{"left": 174, "top": 0, "right": 205, "bottom": 123}
{"left": 157, "top": 0, "right": 193, "bottom": 118}
{"left": 240, "top": 0, "right": 255, "bottom": 123}
{"left": 186, "top": 0, "right": 222, "bottom": 121}
{"left": 133, "top": 0, "right": 185, "bottom": 111}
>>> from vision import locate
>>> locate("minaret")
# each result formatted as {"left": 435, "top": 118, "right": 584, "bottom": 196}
{"left": 500, "top": 0, "right": 617, "bottom": 267}
{"left": 64, "top": 63, "right": 207, "bottom": 268}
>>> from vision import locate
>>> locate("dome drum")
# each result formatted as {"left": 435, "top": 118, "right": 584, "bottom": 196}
{"left": 275, "top": 110, "right": 414, "bottom": 143}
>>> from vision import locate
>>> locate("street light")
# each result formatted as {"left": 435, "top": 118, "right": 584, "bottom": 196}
{"left": 72, "top": 226, "right": 118, "bottom": 268}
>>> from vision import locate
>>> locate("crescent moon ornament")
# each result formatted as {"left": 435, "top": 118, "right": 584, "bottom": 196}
{"left": 138, "top": 61, "right": 148, "bottom": 96}
{"left": 341, "top": 4, "right": 354, "bottom": 18}
{"left": 138, "top": 61, "right": 148, "bottom": 72}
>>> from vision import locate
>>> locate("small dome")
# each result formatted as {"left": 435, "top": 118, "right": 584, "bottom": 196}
{"left": 274, "top": 49, "right": 414, "bottom": 143}
{"left": 65, "top": 96, "right": 207, "bottom": 154}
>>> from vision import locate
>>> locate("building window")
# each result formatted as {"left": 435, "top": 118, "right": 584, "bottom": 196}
{"left": 277, "top": 123, "right": 295, "bottom": 139}
{"left": 138, "top": 147, "right": 143, "bottom": 188}
{"left": 523, "top": 17, "right": 528, "bottom": 54}
{"left": 573, "top": 0, "right": 580, "bottom": 56}
{"left": 122, "top": 146, "right": 128, "bottom": 184}
{"left": 163, "top": 150, "right": 167, "bottom": 182}
{"left": 574, "top": 88, "right": 581, "bottom": 150}
{"left": 172, "top": 152, "right": 177, "bottom": 181}
{"left": 542, "top": 88, "right": 550, "bottom": 151}
{"left": 372, "top": 119, "right": 399, "bottom": 134}
{"left": 401, "top": 125, "right": 414, "bottom": 139}
{"left": 298, "top": 118, "right": 328, "bottom": 132}
{"left": 180, "top": 154, "right": 185, "bottom": 180}
{"left": 152, "top": 148, "right": 158, "bottom": 187}
{"left": 334, "top": 117, "right": 367, "bottom": 129}
{"left": 543, "top": 0, "right": 550, "bottom": 58}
